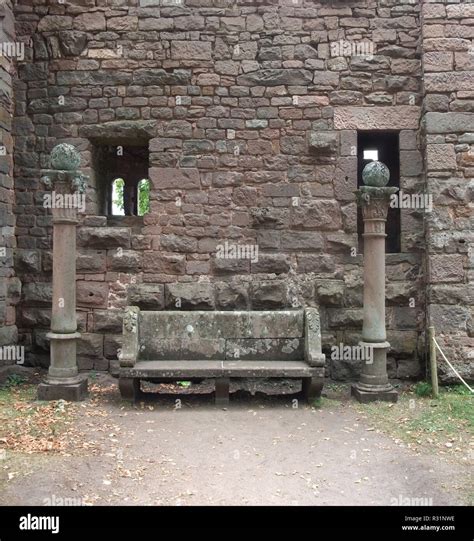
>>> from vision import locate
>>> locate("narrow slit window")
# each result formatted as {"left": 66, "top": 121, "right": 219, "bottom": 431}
{"left": 357, "top": 131, "right": 401, "bottom": 254}
{"left": 137, "top": 179, "right": 150, "bottom": 216}
{"left": 92, "top": 144, "right": 150, "bottom": 216}
{"left": 112, "top": 178, "right": 125, "bottom": 216}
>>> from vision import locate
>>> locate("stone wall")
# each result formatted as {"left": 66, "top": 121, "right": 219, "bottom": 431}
{"left": 0, "top": 0, "right": 19, "bottom": 365}
{"left": 12, "top": 0, "right": 429, "bottom": 379}
{"left": 421, "top": 0, "right": 474, "bottom": 382}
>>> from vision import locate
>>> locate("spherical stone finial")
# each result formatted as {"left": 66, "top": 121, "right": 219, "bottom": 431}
{"left": 362, "top": 160, "right": 390, "bottom": 187}
{"left": 50, "top": 143, "right": 81, "bottom": 171}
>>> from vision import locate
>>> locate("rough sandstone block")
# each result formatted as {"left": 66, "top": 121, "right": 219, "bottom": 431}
{"left": 426, "top": 144, "right": 457, "bottom": 171}
{"left": 74, "top": 12, "right": 106, "bottom": 31}
{"left": 171, "top": 41, "right": 212, "bottom": 60}
{"left": 423, "top": 38, "right": 471, "bottom": 52}
{"left": 78, "top": 228, "right": 131, "bottom": 249}
{"left": 38, "top": 16, "right": 73, "bottom": 32}
{"left": 215, "top": 283, "right": 248, "bottom": 309}
{"left": 280, "top": 231, "right": 324, "bottom": 251}
{"left": 250, "top": 280, "right": 289, "bottom": 309}
{"left": 446, "top": 4, "right": 474, "bottom": 19}
{"left": 237, "top": 69, "right": 313, "bottom": 86}
{"left": 108, "top": 250, "right": 142, "bottom": 272}
{"left": 250, "top": 254, "right": 290, "bottom": 274}
{"left": 77, "top": 333, "right": 104, "bottom": 358}
{"left": 14, "top": 249, "right": 40, "bottom": 272}
{"left": 76, "top": 282, "right": 108, "bottom": 307}
{"left": 143, "top": 253, "right": 185, "bottom": 275}
{"left": 422, "top": 4, "right": 446, "bottom": 19}
{"left": 104, "top": 334, "right": 122, "bottom": 359}
{"left": 22, "top": 283, "right": 52, "bottom": 305}
{"left": 430, "top": 255, "right": 465, "bottom": 283}
{"left": 423, "top": 52, "right": 453, "bottom": 73}
{"left": 77, "top": 251, "right": 106, "bottom": 273}
{"left": 128, "top": 284, "right": 164, "bottom": 310}
{"left": 334, "top": 106, "right": 421, "bottom": 129}
{"left": 308, "top": 131, "right": 338, "bottom": 153}
{"left": 149, "top": 167, "right": 200, "bottom": 190}
{"left": 106, "top": 16, "right": 138, "bottom": 32}
{"left": 429, "top": 305, "right": 469, "bottom": 332}
{"left": 94, "top": 310, "right": 123, "bottom": 333}
{"left": 424, "top": 72, "right": 474, "bottom": 92}
{"left": 165, "top": 283, "right": 215, "bottom": 309}
{"left": 58, "top": 31, "right": 87, "bottom": 56}
{"left": 0, "top": 325, "right": 18, "bottom": 347}
{"left": 425, "top": 112, "right": 474, "bottom": 133}
{"left": 290, "top": 200, "right": 342, "bottom": 230}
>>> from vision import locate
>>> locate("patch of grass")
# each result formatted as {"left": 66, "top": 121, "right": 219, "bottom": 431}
{"left": 354, "top": 385, "right": 473, "bottom": 458}
{"left": 1, "top": 374, "right": 28, "bottom": 389}
{"left": 415, "top": 381, "right": 432, "bottom": 397}
{"left": 311, "top": 397, "right": 323, "bottom": 409}
{"left": 444, "top": 384, "right": 472, "bottom": 397}
{"left": 310, "top": 396, "right": 339, "bottom": 409}
{"left": 353, "top": 388, "right": 474, "bottom": 503}
{"left": 324, "top": 382, "right": 347, "bottom": 394}
{"left": 177, "top": 381, "right": 191, "bottom": 388}
{"left": 0, "top": 384, "right": 36, "bottom": 405}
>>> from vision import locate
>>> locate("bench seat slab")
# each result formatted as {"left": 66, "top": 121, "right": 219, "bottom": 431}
{"left": 121, "top": 360, "right": 323, "bottom": 379}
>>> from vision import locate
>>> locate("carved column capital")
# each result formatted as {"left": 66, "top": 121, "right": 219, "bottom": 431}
{"left": 356, "top": 186, "right": 398, "bottom": 235}
{"left": 40, "top": 144, "right": 89, "bottom": 223}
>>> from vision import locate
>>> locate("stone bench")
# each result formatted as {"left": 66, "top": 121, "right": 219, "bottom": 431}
{"left": 118, "top": 307, "right": 326, "bottom": 405}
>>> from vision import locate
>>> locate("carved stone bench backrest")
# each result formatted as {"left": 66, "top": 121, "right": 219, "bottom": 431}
{"left": 139, "top": 310, "right": 304, "bottom": 361}
{"left": 121, "top": 308, "right": 325, "bottom": 367}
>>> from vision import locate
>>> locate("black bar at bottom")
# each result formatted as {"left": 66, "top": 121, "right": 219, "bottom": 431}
{"left": 0, "top": 506, "right": 471, "bottom": 538}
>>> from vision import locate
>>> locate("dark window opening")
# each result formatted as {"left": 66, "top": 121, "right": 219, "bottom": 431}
{"left": 357, "top": 131, "right": 401, "bottom": 253}
{"left": 92, "top": 144, "right": 150, "bottom": 217}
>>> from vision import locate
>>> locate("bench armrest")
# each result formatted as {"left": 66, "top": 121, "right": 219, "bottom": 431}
{"left": 119, "top": 306, "right": 140, "bottom": 367}
{"left": 304, "top": 307, "right": 326, "bottom": 367}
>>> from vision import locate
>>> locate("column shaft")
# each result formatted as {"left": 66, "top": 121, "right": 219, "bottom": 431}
{"left": 352, "top": 184, "right": 398, "bottom": 403}
{"left": 37, "top": 143, "right": 88, "bottom": 401}
{"left": 363, "top": 230, "right": 387, "bottom": 342}
{"left": 51, "top": 221, "right": 77, "bottom": 333}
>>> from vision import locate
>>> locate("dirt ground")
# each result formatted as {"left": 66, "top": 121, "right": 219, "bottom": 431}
{"left": 0, "top": 373, "right": 472, "bottom": 506}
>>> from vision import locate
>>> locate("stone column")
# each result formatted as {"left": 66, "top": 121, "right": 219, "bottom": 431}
{"left": 351, "top": 161, "right": 398, "bottom": 403}
{"left": 37, "top": 144, "right": 88, "bottom": 401}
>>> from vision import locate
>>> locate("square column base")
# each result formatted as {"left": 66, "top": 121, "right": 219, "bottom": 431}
{"left": 37, "top": 377, "right": 88, "bottom": 402}
{"left": 351, "top": 384, "right": 398, "bottom": 403}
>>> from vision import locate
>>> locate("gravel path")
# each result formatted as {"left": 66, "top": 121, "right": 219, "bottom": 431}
{"left": 0, "top": 377, "right": 470, "bottom": 506}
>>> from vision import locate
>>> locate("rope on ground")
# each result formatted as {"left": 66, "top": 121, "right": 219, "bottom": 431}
{"left": 432, "top": 337, "right": 474, "bottom": 394}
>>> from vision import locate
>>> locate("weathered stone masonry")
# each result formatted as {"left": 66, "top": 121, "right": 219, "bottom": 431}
{"left": 5, "top": 0, "right": 472, "bottom": 382}
{"left": 421, "top": 1, "right": 474, "bottom": 382}
{"left": 0, "top": 0, "right": 19, "bottom": 364}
